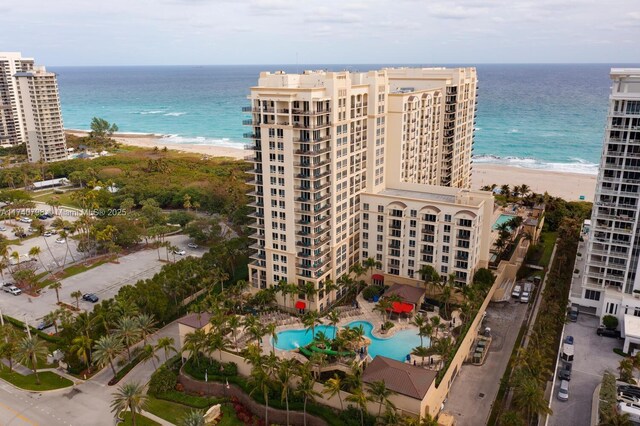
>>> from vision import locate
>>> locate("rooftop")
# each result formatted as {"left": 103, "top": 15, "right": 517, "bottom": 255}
{"left": 362, "top": 356, "right": 436, "bottom": 400}
{"left": 624, "top": 314, "right": 640, "bottom": 339}
{"left": 178, "top": 312, "right": 212, "bottom": 330}
{"left": 385, "top": 283, "right": 425, "bottom": 306}
{"left": 378, "top": 188, "right": 457, "bottom": 204}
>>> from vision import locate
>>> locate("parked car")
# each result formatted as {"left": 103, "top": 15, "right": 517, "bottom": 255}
{"left": 568, "top": 306, "right": 579, "bottom": 322}
{"left": 82, "top": 293, "right": 99, "bottom": 303}
{"left": 27, "top": 227, "right": 36, "bottom": 233}
{"left": 2, "top": 282, "right": 15, "bottom": 288}
{"left": 597, "top": 325, "right": 621, "bottom": 338}
{"left": 520, "top": 291, "right": 530, "bottom": 303}
{"left": 3, "top": 285, "right": 22, "bottom": 295}
{"left": 187, "top": 242, "right": 198, "bottom": 249}
{"left": 19, "top": 217, "right": 32, "bottom": 223}
{"left": 557, "top": 380, "right": 570, "bottom": 401}
{"left": 564, "top": 335, "right": 574, "bottom": 345}
{"left": 43, "top": 231, "right": 53, "bottom": 237}
{"left": 37, "top": 320, "right": 53, "bottom": 330}
{"left": 55, "top": 238, "right": 66, "bottom": 244}
{"left": 37, "top": 214, "right": 48, "bottom": 220}
{"left": 174, "top": 249, "right": 186, "bottom": 256}
{"left": 560, "top": 342, "right": 574, "bottom": 363}
{"left": 13, "top": 230, "right": 27, "bottom": 238}
{"left": 558, "top": 362, "right": 572, "bottom": 381}
{"left": 45, "top": 212, "right": 54, "bottom": 218}
{"left": 0, "top": 226, "right": 6, "bottom": 231}
{"left": 511, "top": 284, "right": 522, "bottom": 299}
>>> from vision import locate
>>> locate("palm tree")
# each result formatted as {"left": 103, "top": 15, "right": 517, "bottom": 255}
{"left": 28, "top": 246, "right": 47, "bottom": 275}
{"left": 363, "top": 257, "right": 382, "bottom": 283}
{"left": 154, "top": 336, "right": 177, "bottom": 363}
{"left": 183, "top": 328, "right": 208, "bottom": 366}
{"left": 71, "top": 335, "right": 93, "bottom": 372}
{"left": 227, "top": 315, "right": 241, "bottom": 350}
{"left": 110, "top": 382, "right": 148, "bottom": 426}
{"left": 411, "top": 314, "right": 427, "bottom": 347}
{"left": 511, "top": 374, "right": 551, "bottom": 425}
{"left": 309, "top": 351, "right": 327, "bottom": 379}
{"left": 345, "top": 386, "right": 370, "bottom": 426}
{"left": 43, "top": 310, "right": 60, "bottom": 334}
{"left": 135, "top": 313, "right": 157, "bottom": 345}
{"left": 277, "top": 358, "right": 296, "bottom": 425}
{"left": 49, "top": 281, "right": 62, "bottom": 304}
{"left": 248, "top": 362, "right": 273, "bottom": 426}
{"left": 500, "top": 184, "right": 510, "bottom": 198}
{"left": 17, "top": 336, "right": 49, "bottom": 385}
{"left": 434, "top": 336, "right": 454, "bottom": 370}
{"left": 323, "top": 374, "right": 345, "bottom": 410}
{"left": 302, "top": 281, "right": 317, "bottom": 304}
{"left": 326, "top": 310, "right": 341, "bottom": 340}
{"left": 207, "top": 331, "right": 228, "bottom": 362}
{"left": 374, "top": 298, "right": 393, "bottom": 323}
{"left": 140, "top": 344, "right": 160, "bottom": 369}
{"left": 303, "top": 311, "right": 323, "bottom": 340}
{"left": 412, "top": 345, "right": 431, "bottom": 366}
{"left": 264, "top": 322, "right": 278, "bottom": 354}
{"left": 418, "top": 264, "right": 439, "bottom": 297}
{"left": 367, "top": 380, "right": 396, "bottom": 417}
{"left": 93, "top": 334, "right": 124, "bottom": 377}
{"left": 71, "top": 290, "right": 82, "bottom": 309}
{"left": 619, "top": 357, "right": 634, "bottom": 383}
{"left": 0, "top": 325, "right": 18, "bottom": 372}
{"left": 324, "top": 278, "right": 340, "bottom": 304}
{"left": 115, "top": 316, "right": 142, "bottom": 361}
{"left": 181, "top": 410, "right": 206, "bottom": 426}
{"left": 296, "top": 363, "right": 321, "bottom": 426}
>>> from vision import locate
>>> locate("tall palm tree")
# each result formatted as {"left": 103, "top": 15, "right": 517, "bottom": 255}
{"left": 367, "top": 380, "right": 396, "bottom": 417}
{"left": 43, "top": 310, "right": 60, "bottom": 334}
{"left": 411, "top": 345, "right": 431, "bottom": 366}
{"left": 248, "top": 362, "right": 273, "bottom": 426}
{"left": 363, "top": 257, "right": 382, "bottom": 283}
{"left": 303, "top": 311, "right": 323, "bottom": 340}
{"left": 140, "top": 344, "right": 160, "bottom": 369}
{"left": 71, "top": 290, "right": 82, "bottom": 309}
{"left": 264, "top": 322, "right": 278, "bottom": 354}
{"left": 135, "top": 313, "right": 157, "bottom": 345}
{"left": 345, "top": 386, "right": 370, "bottom": 426}
{"left": 115, "top": 316, "right": 142, "bottom": 361}
{"left": 296, "top": 363, "right": 321, "bottom": 426}
{"left": 71, "top": 335, "right": 93, "bottom": 372}
{"left": 411, "top": 314, "right": 427, "bottom": 347}
{"left": 277, "top": 358, "right": 296, "bottom": 425}
{"left": 207, "top": 331, "right": 228, "bottom": 362}
{"left": 183, "top": 328, "right": 208, "bottom": 366}
{"left": 323, "top": 374, "right": 345, "bottom": 410}
{"left": 326, "top": 310, "right": 341, "bottom": 340}
{"left": 93, "top": 334, "right": 124, "bottom": 377}
{"left": 17, "top": 336, "right": 49, "bottom": 385}
{"left": 227, "top": 315, "right": 241, "bottom": 350}
{"left": 418, "top": 264, "right": 439, "bottom": 297}
{"left": 49, "top": 281, "right": 62, "bottom": 304}
{"left": 28, "top": 246, "right": 48, "bottom": 276}
{"left": 154, "top": 336, "right": 177, "bottom": 363}
{"left": 110, "top": 382, "right": 148, "bottom": 426}
{"left": 0, "top": 325, "right": 19, "bottom": 372}
{"left": 511, "top": 374, "right": 551, "bottom": 425}
{"left": 324, "top": 278, "right": 340, "bottom": 304}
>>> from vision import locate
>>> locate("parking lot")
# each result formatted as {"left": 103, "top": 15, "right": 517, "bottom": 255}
{"left": 548, "top": 315, "right": 622, "bottom": 426}
{"left": 0, "top": 233, "right": 202, "bottom": 325}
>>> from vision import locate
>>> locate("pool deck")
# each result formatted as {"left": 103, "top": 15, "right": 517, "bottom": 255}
{"left": 261, "top": 291, "right": 461, "bottom": 368}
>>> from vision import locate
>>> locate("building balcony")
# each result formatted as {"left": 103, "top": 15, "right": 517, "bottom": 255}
{"left": 295, "top": 181, "right": 331, "bottom": 192}
{"left": 242, "top": 119, "right": 254, "bottom": 125}
{"left": 243, "top": 132, "right": 260, "bottom": 139}
{"left": 292, "top": 108, "right": 331, "bottom": 116}
{"left": 292, "top": 122, "right": 331, "bottom": 130}
{"left": 294, "top": 147, "right": 331, "bottom": 156}
{"left": 295, "top": 159, "right": 331, "bottom": 169}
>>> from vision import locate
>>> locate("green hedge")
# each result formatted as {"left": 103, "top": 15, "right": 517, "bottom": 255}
{"left": 110, "top": 351, "right": 146, "bottom": 385}
{"left": 155, "top": 390, "right": 225, "bottom": 409}
{"left": 2, "top": 315, "right": 61, "bottom": 344}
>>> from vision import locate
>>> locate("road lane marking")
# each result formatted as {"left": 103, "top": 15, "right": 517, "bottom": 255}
{"left": 0, "top": 400, "right": 39, "bottom": 425}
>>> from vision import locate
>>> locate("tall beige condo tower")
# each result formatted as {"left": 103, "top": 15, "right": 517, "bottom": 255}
{"left": 245, "top": 68, "right": 490, "bottom": 312}
{"left": 0, "top": 52, "right": 34, "bottom": 145}
{"left": 0, "top": 52, "right": 67, "bottom": 162}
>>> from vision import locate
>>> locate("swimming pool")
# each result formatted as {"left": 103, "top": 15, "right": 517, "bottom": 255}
{"left": 274, "top": 320, "right": 424, "bottom": 361}
{"left": 493, "top": 214, "right": 516, "bottom": 230}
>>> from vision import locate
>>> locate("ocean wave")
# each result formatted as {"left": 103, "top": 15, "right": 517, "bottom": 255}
{"left": 139, "top": 110, "right": 165, "bottom": 115}
{"left": 473, "top": 154, "right": 598, "bottom": 175}
{"left": 164, "top": 112, "right": 187, "bottom": 117}
{"left": 159, "top": 134, "right": 244, "bottom": 149}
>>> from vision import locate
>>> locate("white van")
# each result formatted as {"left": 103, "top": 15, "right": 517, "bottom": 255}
{"left": 512, "top": 284, "right": 522, "bottom": 299}
{"left": 560, "top": 343, "right": 574, "bottom": 363}
{"left": 557, "top": 380, "right": 569, "bottom": 401}
{"left": 520, "top": 291, "right": 530, "bottom": 303}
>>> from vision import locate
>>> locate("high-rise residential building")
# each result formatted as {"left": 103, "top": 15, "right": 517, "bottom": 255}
{"left": 0, "top": 52, "right": 67, "bottom": 162}
{"left": 0, "top": 52, "right": 34, "bottom": 145}
{"left": 571, "top": 69, "right": 640, "bottom": 329}
{"left": 244, "top": 67, "right": 489, "bottom": 312}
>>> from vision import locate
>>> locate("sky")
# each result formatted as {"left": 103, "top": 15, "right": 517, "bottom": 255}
{"left": 1, "top": 0, "right": 639, "bottom": 65}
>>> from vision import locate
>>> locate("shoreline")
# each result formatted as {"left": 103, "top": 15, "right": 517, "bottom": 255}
{"left": 66, "top": 130, "right": 597, "bottom": 201}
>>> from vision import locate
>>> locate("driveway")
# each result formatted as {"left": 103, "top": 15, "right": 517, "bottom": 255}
{"left": 443, "top": 300, "right": 529, "bottom": 425}
{"left": 0, "top": 234, "right": 203, "bottom": 325}
{"left": 548, "top": 315, "right": 622, "bottom": 426}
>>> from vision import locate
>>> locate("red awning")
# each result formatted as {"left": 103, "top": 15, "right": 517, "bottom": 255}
{"left": 295, "top": 301, "right": 306, "bottom": 309}
{"left": 390, "top": 301, "right": 413, "bottom": 314}
{"left": 372, "top": 274, "right": 384, "bottom": 281}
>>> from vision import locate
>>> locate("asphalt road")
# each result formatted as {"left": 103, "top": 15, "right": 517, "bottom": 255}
{"left": 0, "top": 234, "right": 202, "bottom": 325}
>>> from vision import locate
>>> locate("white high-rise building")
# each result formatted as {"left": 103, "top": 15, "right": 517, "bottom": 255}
{"left": 0, "top": 52, "right": 67, "bottom": 162}
{"left": 244, "top": 67, "right": 490, "bottom": 312}
{"left": 0, "top": 52, "right": 34, "bottom": 145}
{"left": 571, "top": 69, "right": 640, "bottom": 328}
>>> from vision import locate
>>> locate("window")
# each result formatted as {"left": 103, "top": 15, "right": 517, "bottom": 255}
{"left": 441, "top": 266, "right": 448, "bottom": 274}
{"left": 378, "top": 205, "right": 384, "bottom": 213}
{"left": 444, "top": 225, "right": 451, "bottom": 233}
{"left": 584, "top": 289, "right": 601, "bottom": 301}
{"left": 410, "top": 220, "right": 416, "bottom": 228}
{"left": 363, "top": 203, "right": 369, "bottom": 210}
{"left": 444, "top": 214, "right": 451, "bottom": 223}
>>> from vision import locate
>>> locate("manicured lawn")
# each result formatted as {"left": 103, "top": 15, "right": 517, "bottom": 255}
{"left": 539, "top": 231, "right": 557, "bottom": 267}
{"left": 39, "top": 259, "right": 110, "bottom": 287}
{"left": 146, "top": 396, "right": 242, "bottom": 426}
{"left": 120, "top": 412, "right": 160, "bottom": 426}
{"left": 0, "top": 367, "right": 73, "bottom": 391}
{"left": 32, "top": 190, "right": 81, "bottom": 208}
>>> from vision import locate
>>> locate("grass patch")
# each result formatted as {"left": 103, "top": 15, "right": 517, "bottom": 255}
{"left": 119, "top": 412, "right": 160, "bottom": 426}
{"left": 145, "top": 396, "right": 192, "bottom": 424}
{"left": 39, "top": 258, "right": 110, "bottom": 287}
{"left": 32, "top": 190, "right": 81, "bottom": 208}
{"left": 614, "top": 348, "right": 627, "bottom": 357}
{"left": 0, "top": 367, "right": 72, "bottom": 391}
{"left": 155, "top": 390, "right": 224, "bottom": 409}
{"left": 539, "top": 232, "right": 557, "bottom": 267}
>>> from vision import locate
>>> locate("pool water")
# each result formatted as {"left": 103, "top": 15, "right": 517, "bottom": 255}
{"left": 274, "top": 320, "right": 424, "bottom": 361}
{"left": 493, "top": 214, "right": 516, "bottom": 230}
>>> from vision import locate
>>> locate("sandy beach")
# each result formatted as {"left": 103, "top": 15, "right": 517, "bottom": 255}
{"left": 67, "top": 130, "right": 597, "bottom": 202}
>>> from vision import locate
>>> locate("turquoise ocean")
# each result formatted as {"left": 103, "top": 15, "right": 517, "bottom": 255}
{"left": 51, "top": 64, "right": 640, "bottom": 174}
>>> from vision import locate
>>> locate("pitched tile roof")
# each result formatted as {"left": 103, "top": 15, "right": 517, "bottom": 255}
{"left": 362, "top": 356, "right": 436, "bottom": 400}
{"left": 386, "top": 283, "right": 425, "bottom": 306}
{"left": 177, "top": 312, "right": 212, "bottom": 329}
